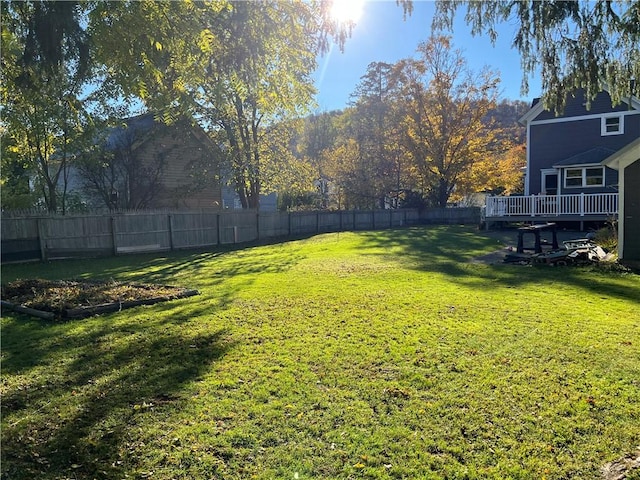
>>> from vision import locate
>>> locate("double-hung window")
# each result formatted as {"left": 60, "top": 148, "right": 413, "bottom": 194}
{"left": 601, "top": 115, "right": 624, "bottom": 135}
{"left": 564, "top": 167, "right": 605, "bottom": 188}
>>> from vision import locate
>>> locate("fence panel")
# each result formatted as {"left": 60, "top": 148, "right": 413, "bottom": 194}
{"left": 318, "top": 212, "right": 342, "bottom": 232}
{"left": 218, "top": 211, "right": 258, "bottom": 244}
{"left": 171, "top": 212, "right": 218, "bottom": 249}
{"left": 390, "top": 210, "right": 407, "bottom": 227}
{"left": 114, "top": 214, "right": 171, "bottom": 253}
{"left": 354, "top": 211, "right": 375, "bottom": 230}
{"left": 421, "top": 207, "right": 480, "bottom": 224}
{"left": 339, "top": 211, "right": 355, "bottom": 231}
{"left": 1, "top": 217, "right": 40, "bottom": 262}
{"left": 373, "top": 210, "right": 392, "bottom": 229}
{"left": 1, "top": 207, "right": 472, "bottom": 263}
{"left": 44, "top": 215, "right": 113, "bottom": 258}
{"left": 290, "top": 212, "right": 318, "bottom": 235}
{"left": 258, "top": 212, "right": 289, "bottom": 239}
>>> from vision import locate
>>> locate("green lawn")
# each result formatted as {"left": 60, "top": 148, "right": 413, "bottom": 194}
{"left": 2, "top": 226, "right": 639, "bottom": 479}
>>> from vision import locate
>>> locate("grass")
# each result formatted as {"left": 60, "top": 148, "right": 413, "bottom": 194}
{"left": 2, "top": 225, "right": 639, "bottom": 479}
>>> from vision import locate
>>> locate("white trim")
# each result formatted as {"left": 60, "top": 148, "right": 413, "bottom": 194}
{"left": 519, "top": 100, "right": 545, "bottom": 125}
{"left": 601, "top": 114, "right": 624, "bottom": 136}
{"left": 603, "top": 138, "right": 640, "bottom": 170}
{"left": 529, "top": 109, "right": 640, "bottom": 126}
{"left": 518, "top": 90, "right": 640, "bottom": 125}
{"left": 553, "top": 162, "right": 610, "bottom": 169}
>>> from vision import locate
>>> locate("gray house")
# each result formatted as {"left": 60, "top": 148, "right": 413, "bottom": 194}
{"left": 485, "top": 89, "right": 640, "bottom": 225}
{"left": 78, "top": 113, "right": 223, "bottom": 210}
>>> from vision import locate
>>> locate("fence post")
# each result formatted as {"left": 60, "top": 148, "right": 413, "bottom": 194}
{"left": 111, "top": 216, "right": 118, "bottom": 255}
{"left": 256, "top": 211, "right": 260, "bottom": 241}
{"left": 36, "top": 218, "right": 47, "bottom": 261}
{"left": 168, "top": 214, "right": 175, "bottom": 251}
{"left": 216, "top": 213, "right": 221, "bottom": 245}
{"left": 531, "top": 196, "right": 536, "bottom": 217}
{"left": 288, "top": 212, "right": 292, "bottom": 237}
{"left": 316, "top": 212, "right": 320, "bottom": 234}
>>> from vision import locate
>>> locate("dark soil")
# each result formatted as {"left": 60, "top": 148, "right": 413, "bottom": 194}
{"left": 1, "top": 278, "right": 191, "bottom": 316}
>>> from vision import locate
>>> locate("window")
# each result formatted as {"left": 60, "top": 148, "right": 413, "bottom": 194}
{"left": 565, "top": 169, "right": 583, "bottom": 187}
{"left": 585, "top": 167, "right": 604, "bottom": 186}
{"left": 564, "top": 167, "right": 605, "bottom": 188}
{"left": 601, "top": 115, "right": 624, "bottom": 135}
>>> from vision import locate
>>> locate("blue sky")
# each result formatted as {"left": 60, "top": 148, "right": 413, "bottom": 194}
{"left": 313, "top": 1, "right": 542, "bottom": 112}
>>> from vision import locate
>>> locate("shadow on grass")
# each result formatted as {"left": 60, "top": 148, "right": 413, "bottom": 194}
{"left": 1, "top": 310, "right": 235, "bottom": 480}
{"left": 2, "top": 241, "right": 306, "bottom": 313}
{"left": 359, "top": 226, "right": 639, "bottom": 304}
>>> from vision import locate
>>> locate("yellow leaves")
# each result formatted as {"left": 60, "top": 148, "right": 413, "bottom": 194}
{"left": 197, "top": 29, "right": 216, "bottom": 54}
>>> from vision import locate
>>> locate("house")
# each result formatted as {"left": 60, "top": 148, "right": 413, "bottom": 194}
{"left": 485, "top": 89, "right": 640, "bottom": 227}
{"left": 603, "top": 138, "right": 640, "bottom": 263}
{"left": 78, "top": 113, "right": 223, "bottom": 210}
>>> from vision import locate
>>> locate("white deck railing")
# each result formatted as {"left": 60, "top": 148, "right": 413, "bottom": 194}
{"left": 486, "top": 193, "right": 618, "bottom": 218}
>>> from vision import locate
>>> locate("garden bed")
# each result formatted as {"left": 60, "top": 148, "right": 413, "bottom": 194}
{"left": 0, "top": 278, "right": 198, "bottom": 319}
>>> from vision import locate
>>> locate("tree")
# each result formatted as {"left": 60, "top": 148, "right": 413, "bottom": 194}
{"left": 89, "top": 0, "right": 355, "bottom": 210}
{"left": 195, "top": 1, "right": 339, "bottom": 209}
{"left": 298, "top": 111, "right": 341, "bottom": 209}
{"left": 1, "top": 1, "right": 94, "bottom": 213}
{"left": 259, "top": 118, "right": 318, "bottom": 211}
{"left": 76, "top": 120, "right": 169, "bottom": 210}
{"left": 394, "top": 36, "right": 505, "bottom": 207}
{"left": 348, "top": 62, "right": 412, "bottom": 209}
{"left": 434, "top": 1, "right": 640, "bottom": 112}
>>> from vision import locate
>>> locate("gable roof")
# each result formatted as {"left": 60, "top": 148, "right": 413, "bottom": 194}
{"left": 602, "top": 138, "right": 640, "bottom": 171}
{"left": 552, "top": 147, "right": 616, "bottom": 168}
{"left": 518, "top": 88, "right": 640, "bottom": 125}
{"left": 104, "top": 113, "right": 217, "bottom": 152}
{"left": 105, "top": 113, "right": 157, "bottom": 150}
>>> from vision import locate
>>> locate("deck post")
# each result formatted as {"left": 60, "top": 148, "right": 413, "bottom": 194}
{"left": 530, "top": 196, "right": 536, "bottom": 217}
{"left": 580, "top": 192, "right": 585, "bottom": 217}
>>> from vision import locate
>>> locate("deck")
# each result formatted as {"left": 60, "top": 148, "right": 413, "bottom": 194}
{"left": 485, "top": 193, "right": 618, "bottom": 223}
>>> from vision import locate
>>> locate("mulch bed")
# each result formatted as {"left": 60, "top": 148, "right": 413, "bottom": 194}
{"left": 1, "top": 279, "right": 198, "bottom": 320}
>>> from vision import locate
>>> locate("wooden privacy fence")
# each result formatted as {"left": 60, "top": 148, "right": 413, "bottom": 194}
{"left": 1, "top": 207, "right": 480, "bottom": 263}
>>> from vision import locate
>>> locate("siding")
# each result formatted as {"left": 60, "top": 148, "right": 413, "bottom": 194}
{"left": 534, "top": 90, "right": 632, "bottom": 121}
{"left": 527, "top": 109, "right": 639, "bottom": 194}
{"left": 135, "top": 125, "right": 222, "bottom": 209}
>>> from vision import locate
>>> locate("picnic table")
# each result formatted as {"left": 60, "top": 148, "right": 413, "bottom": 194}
{"left": 516, "top": 223, "right": 559, "bottom": 254}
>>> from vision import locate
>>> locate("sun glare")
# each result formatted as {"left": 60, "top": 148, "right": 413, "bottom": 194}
{"left": 330, "top": 0, "right": 365, "bottom": 25}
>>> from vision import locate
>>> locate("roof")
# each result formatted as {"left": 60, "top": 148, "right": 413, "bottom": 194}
{"left": 518, "top": 88, "right": 640, "bottom": 125}
{"left": 552, "top": 147, "right": 616, "bottom": 168}
{"left": 603, "top": 138, "right": 640, "bottom": 170}
{"left": 105, "top": 113, "right": 157, "bottom": 149}
{"left": 104, "top": 113, "right": 216, "bottom": 152}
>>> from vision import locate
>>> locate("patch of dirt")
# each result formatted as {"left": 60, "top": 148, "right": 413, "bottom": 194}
{"left": 1, "top": 279, "right": 197, "bottom": 319}
{"left": 602, "top": 447, "right": 640, "bottom": 479}
{"left": 468, "top": 248, "right": 512, "bottom": 265}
